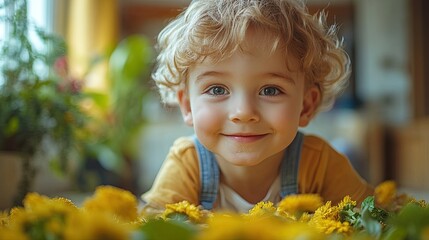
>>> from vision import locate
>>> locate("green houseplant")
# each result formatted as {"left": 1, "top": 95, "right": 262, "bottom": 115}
{"left": 0, "top": 0, "right": 89, "bottom": 206}
{"left": 78, "top": 35, "right": 153, "bottom": 192}
{"left": 0, "top": 0, "right": 154, "bottom": 206}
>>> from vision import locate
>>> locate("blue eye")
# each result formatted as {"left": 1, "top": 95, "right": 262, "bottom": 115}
{"left": 207, "top": 86, "right": 228, "bottom": 95}
{"left": 260, "top": 86, "right": 281, "bottom": 96}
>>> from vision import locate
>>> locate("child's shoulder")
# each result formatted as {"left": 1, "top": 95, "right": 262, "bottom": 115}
{"left": 170, "top": 136, "right": 197, "bottom": 155}
{"left": 165, "top": 136, "right": 199, "bottom": 169}
{"left": 301, "top": 133, "right": 349, "bottom": 163}
{"left": 302, "top": 133, "right": 331, "bottom": 152}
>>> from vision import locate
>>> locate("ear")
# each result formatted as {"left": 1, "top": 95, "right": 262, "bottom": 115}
{"left": 299, "top": 86, "right": 321, "bottom": 127}
{"left": 177, "top": 89, "right": 193, "bottom": 126}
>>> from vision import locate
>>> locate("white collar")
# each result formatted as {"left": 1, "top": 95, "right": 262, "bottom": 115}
{"left": 216, "top": 175, "right": 281, "bottom": 213}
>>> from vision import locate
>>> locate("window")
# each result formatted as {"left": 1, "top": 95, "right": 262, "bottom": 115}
{"left": 0, "top": 0, "right": 52, "bottom": 83}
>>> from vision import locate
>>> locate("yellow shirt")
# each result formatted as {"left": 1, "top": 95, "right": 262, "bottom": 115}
{"left": 142, "top": 134, "right": 373, "bottom": 210}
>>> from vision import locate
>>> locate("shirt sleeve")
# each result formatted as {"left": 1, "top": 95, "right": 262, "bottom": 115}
{"left": 141, "top": 137, "right": 200, "bottom": 210}
{"left": 299, "top": 135, "right": 374, "bottom": 205}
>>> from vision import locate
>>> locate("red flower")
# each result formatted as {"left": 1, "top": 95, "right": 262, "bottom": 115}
{"left": 54, "top": 56, "right": 69, "bottom": 78}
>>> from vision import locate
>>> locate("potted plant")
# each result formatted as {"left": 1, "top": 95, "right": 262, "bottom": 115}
{"left": 77, "top": 35, "right": 153, "bottom": 192}
{"left": 0, "top": 0, "right": 89, "bottom": 208}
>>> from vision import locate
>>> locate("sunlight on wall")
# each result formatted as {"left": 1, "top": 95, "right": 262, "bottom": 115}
{"left": 67, "top": 0, "right": 119, "bottom": 92}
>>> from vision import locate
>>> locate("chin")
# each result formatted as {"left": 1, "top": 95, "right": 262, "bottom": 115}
{"left": 224, "top": 154, "right": 265, "bottom": 167}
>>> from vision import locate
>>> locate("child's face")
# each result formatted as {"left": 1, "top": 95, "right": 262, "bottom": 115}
{"left": 178, "top": 29, "right": 320, "bottom": 167}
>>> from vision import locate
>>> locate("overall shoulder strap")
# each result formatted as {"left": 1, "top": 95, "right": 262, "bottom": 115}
{"left": 193, "top": 136, "right": 220, "bottom": 210}
{"left": 280, "top": 131, "right": 304, "bottom": 198}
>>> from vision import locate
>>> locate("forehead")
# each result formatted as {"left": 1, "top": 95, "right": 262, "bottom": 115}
{"left": 189, "top": 30, "right": 303, "bottom": 81}
{"left": 240, "top": 26, "right": 283, "bottom": 55}
{"left": 199, "top": 27, "right": 299, "bottom": 70}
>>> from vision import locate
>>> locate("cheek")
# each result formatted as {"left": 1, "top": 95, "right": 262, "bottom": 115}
{"left": 191, "top": 102, "right": 225, "bottom": 133}
{"left": 264, "top": 103, "right": 302, "bottom": 131}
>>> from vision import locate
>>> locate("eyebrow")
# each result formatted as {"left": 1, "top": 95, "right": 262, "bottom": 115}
{"left": 194, "top": 70, "right": 296, "bottom": 84}
{"left": 263, "top": 72, "right": 296, "bottom": 85}
{"left": 195, "top": 71, "right": 230, "bottom": 82}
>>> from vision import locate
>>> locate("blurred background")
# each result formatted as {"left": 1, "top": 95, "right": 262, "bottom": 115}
{"left": 0, "top": 0, "right": 428, "bottom": 209}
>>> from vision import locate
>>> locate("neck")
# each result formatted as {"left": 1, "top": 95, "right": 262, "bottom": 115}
{"left": 216, "top": 150, "right": 284, "bottom": 204}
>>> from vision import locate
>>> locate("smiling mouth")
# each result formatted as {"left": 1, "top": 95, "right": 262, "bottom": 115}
{"left": 222, "top": 133, "right": 268, "bottom": 143}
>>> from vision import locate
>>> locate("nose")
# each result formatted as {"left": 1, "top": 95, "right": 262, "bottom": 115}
{"left": 228, "top": 94, "right": 260, "bottom": 123}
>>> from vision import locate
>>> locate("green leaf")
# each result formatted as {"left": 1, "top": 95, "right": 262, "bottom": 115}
{"left": 360, "top": 196, "right": 374, "bottom": 210}
{"left": 95, "top": 144, "right": 123, "bottom": 173}
{"left": 85, "top": 90, "right": 110, "bottom": 111}
{"left": 109, "top": 35, "right": 152, "bottom": 81}
{"left": 361, "top": 196, "right": 389, "bottom": 223}
{"left": 385, "top": 203, "right": 429, "bottom": 240}
{"left": 5, "top": 116, "right": 19, "bottom": 136}
{"left": 382, "top": 227, "right": 408, "bottom": 240}
{"left": 339, "top": 201, "right": 361, "bottom": 228}
{"left": 359, "top": 196, "right": 384, "bottom": 238}
{"left": 165, "top": 213, "right": 190, "bottom": 222}
{"left": 85, "top": 142, "right": 124, "bottom": 174}
{"left": 361, "top": 205, "right": 382, "bottom": 237}
{"left": 137, "top": 219, "right": 197, "bottom": 240}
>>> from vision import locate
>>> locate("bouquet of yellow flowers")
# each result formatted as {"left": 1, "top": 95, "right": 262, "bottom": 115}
{"left": 1, "top": 181, "right": 428, "bottom": 240}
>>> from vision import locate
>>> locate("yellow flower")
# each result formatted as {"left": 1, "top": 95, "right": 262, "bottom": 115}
{"left": 195, "top": 213, "right": 285, "bottom": 240}
{"left": 396, "top": 194, "right": 428, "bottom": 209}
{"left": 5, "top": 193, "right": 78, "bottom": 238}
{"left": 277, "top": 194, "right": 323, "bottom": 217}
{"left": 311, "top": 218, "right": 352, "bottom": 235}
{"left": 63, "top": 211, "right": 130, "bottom": 240}
{"left": 278, "top": 221, "right": 325, "bottom": 240}
{"left": 308, "top": 199, "right": 355, "bottom": 236}
{"left": 83, "top": 185, "right": 138, "bottom": 222}
{"left": 0, "top": 211, "right": 9, "bottom": 227}
{"left": 0, "top": 227, "right": 28, "bottom": 240}
{"left": 162, "top": 201, "right": 204, "bottom": 223}
{"left": 298, "top": 212, "right": 312, "bottom": 223}
{"left": 22, "top": 192, "right": 77, "bottom": 218}
{"left": 310, "top": 201, "right": 338, "bottom": 222}
{"left": 375, "top": 180, "right": 397, "bottom": 208}
{"left": 337, "top": 195, "right": 357, "bottom": 210}
{"left": 248, "top": 201, "right": 276, "bottom": 217}
{"left": 413, "top": 199, "right": 428, "bottom": 208}
{"left": 23, "top": 192, "right": 51, "bottom": 208}
{"left": 7, "top": 207, "right": 30, "bottom": 230}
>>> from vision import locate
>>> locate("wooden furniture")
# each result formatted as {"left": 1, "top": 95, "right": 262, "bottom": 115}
{"left": 391, "top": 118, "right": 429, "bottom": 190}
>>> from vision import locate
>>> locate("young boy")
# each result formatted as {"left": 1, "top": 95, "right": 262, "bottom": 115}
{"left": 142, "top": 0, "right": 373, "bottom": 212}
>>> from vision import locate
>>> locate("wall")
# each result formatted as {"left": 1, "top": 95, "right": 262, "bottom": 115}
{"left": 354, "top": 0, "right": 410, "bottom": 125}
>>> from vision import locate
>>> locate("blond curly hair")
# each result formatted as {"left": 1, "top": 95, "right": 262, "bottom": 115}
{"left": 152, "top": 0, "right": 350, "bottom": 112}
